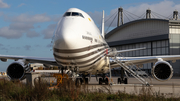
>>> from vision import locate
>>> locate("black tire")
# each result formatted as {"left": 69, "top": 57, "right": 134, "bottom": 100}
{"left": 75, "top": 78, "right": 81, "bottom": 87}
{"left": 80, "top": 78, "right": 83, "bottom": 84}
{"left": 124, "top": 78, "right": 128, "bottom": 84}
{"left": 105, "top": 78, "right": 109, "bottom": 85}
{"left": 99, "top": 78, "right": 102, "bottom": 85}
{"left": 85, "top": 78, "right": 88, "bottom": 84}
{"left": 118, "top": 78, "right": 122, "bottom": 84}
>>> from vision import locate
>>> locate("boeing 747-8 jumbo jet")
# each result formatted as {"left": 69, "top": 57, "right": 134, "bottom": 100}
{"left": 0, "top": 8, "right": 180, "bottom": 85}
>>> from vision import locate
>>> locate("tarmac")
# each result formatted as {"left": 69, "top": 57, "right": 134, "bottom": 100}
{"left": 37, "top": 76, "right": 180, "bottom": 98}
{"left": 86, "top": 77, "right": 180, "bottom": 98}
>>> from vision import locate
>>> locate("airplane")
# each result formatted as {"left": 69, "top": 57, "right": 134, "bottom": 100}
{"left": 0, "top": 8, "right": 179, "bottom": 85}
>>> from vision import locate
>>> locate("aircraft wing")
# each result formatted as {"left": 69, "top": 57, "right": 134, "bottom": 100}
{"left": 108, "top": 47, "right": 146, "bottom": 57}
{"left": 110, "top": 55, "right": 180, "bottom": 67}
{"left": 115, "top": 47, "right": 146, "bottom": 53}
{"left": 0, "top": 54, "right": 58, "bottom": 66}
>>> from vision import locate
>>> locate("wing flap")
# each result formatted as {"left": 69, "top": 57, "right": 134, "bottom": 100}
{"left": 110, "top": 55, "right": 180, "bottom": 68}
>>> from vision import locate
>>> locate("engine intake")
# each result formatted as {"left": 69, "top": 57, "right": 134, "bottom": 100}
{"left": 152, "top": 61, "right": 173, "bottom": 82}
{"left": 6, "top": 61, "right": 29, "bottom": 80}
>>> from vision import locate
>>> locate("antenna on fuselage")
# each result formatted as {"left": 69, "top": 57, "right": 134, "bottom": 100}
{"left": 101, "top": 10, "right": 105, "bottom": 39}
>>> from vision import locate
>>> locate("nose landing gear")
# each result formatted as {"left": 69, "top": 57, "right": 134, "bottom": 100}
{"left": 75, "top": 74, "right": 89, "bottom": 87}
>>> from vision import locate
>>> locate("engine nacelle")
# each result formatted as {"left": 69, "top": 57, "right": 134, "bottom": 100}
{"left": 0, "top": 58, "right": 7, "bottom": 62}
{"left": 152, "top": 61, "right": 173, "bottom": 82}
{"left": 6, "top": 61, "right": 29, "bottom": 80}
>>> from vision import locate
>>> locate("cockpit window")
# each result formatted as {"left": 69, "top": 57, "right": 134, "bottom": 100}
{"left": 72, "top": 12, "right": 79, "bottom": 16}
{"left": 79, "top": 13, "right": 84, "bottom": 18}
{"left": 63, "top": 12, "right": 84, "bottom": 18}
{"left": 63, "top": 12, "right": 71, "bottom": 17}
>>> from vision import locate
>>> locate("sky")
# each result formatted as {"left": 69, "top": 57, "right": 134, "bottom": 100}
{"left": 0, "top": 0, "right": 180, "bottom": 71}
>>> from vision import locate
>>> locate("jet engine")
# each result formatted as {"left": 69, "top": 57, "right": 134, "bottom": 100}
{"left": 151, "top": 61, "right": 173, "bottom": 82}
{"left": 6, "top": 60, "right": 30, "bottom": 80}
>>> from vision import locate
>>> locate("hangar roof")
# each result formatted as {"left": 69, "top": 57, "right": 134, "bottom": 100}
{"left": 105, "top": 19, "right": 169, "bottom": 39}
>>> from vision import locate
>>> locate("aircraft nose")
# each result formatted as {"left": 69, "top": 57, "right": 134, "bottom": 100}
{"left": 54, "top": 28, "right": 80, "bottom": 49}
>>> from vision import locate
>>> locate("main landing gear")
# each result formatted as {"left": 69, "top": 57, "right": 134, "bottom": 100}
{"left": 75, "top": 74, "right": 89, "bottom": 87}
{"left": 117, "top": 77, "right": 128, "bottom": 84}
{"left": 98, "top": 74, "right": 109, "bottom": 85}
{"left": 117, "top": 68, "right": 128, "bottom": 84}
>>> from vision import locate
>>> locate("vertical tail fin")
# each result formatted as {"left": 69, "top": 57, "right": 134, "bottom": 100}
{"left": 102, "top": 10, "right": 105, "bottom": 38}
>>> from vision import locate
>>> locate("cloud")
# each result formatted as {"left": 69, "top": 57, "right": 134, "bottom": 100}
{"left": 0, "top": 0, "right": 10, "bottom": 8}
{"left": 0, "top": 23, "right": 40, "bottom": 39}
{"left": 88, "top": 11, "right": 102, "bottom": 26}
{"left": 125, "top": 1, "right": 178, "bottom": 19}
{"left": 9, "top": 46, "right": 21, "bottom": 50}
{"left": 88, "top": 1, "right": 180, "bottom": 32}
{"left": 51, "top": 15, "right": 62, "bottom": 22}
{"left": 42, "top": 24, "right": 57, "bottom": 39}
{"left": 18, "top": 3, "right": 25, "bottom": 7}
{"left": 1, "top": 14, "right": 52, "bottom": 39}
{"left": 37, "top": 25, "right": 41, "bottom": 28}
{"left": 0, "top": 27, "right": 23, "bottom": 39}
{"left": 0, "top": 8, "right": 61, "bottom": 39}
{"left": 0, "top": 43, "right": 3, "bottom": 47}
{"left": 9, "top": 23, "right": 34, "bottom": 31}
{"left": 23, "top": 45, "right": 31, "bottom": 50}
{"left": 1, "top": 1, "right": 179, "bottom": 39}
{"left": 9, "top": 14, "right": 51, "bottom": 23}
{"left": 46, "top": 43, "right": 52, "bottom": 48}
{"left": 0, "top": 47, "right": 8, "bottom": 53}
{"left": 1, "top": 47, "right": 8, "bottom": 50}
{"left": 35, "top": 45, "right": 41, "bottom": 47}
{"left": 26, "top": 30, "right": 40, "bottom": 38}
{"left": 0, "top": 44, "right": 8, "bottom": 52}
{"left": 0, "top": 12, "right": 3, "bottom": 16}
{"left": 15, "top": 47, "right": 21, "bottom": 49}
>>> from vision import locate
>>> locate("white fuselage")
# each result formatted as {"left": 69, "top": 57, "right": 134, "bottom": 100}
{"left": 53, "top": 8, "right": 109, "bottom": 75}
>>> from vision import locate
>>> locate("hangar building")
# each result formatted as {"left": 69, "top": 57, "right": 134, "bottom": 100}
{"left": 105, "top": 9, "right": 180, "bottom": 76}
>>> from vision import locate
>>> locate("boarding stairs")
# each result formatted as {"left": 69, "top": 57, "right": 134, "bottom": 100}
{"left": 110, "top": 48, "right": 151, "bottom": 86}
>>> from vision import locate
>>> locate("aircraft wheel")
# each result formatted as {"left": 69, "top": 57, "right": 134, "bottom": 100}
{"left": 80, "top": 78, "right": 83, "bottom": 84}
{"left": 75, "top": 78, "right": 81, "bottom": 87}
{"left": 124, "top": 78, "right": 128, "bottom": 84}
{"left": 99, "top": 78, "right": 102, "bottom": 85}
{"left": 105, "top": 78, "right": 109, "bottom": 85}
{"left": 118, "top": 78, "right": 122, "bottom": 84}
